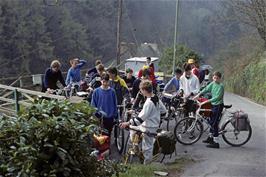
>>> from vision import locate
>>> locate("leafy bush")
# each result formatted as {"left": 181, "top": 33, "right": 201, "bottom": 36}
{"left": 0, "top": 99, "right": 123, "bottom": 177}
{"left": 225, "top": 62, "right": 266, "bottom": 105}
{"left": 159, "top": 44, "right": 202, "bottom": 74}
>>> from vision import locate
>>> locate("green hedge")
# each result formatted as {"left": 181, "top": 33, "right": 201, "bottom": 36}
{"left": 225, "top": 62, "right": 266, "bottom": 105}
{"left": 0, "top": 99, "right": 123, "bottom": 177}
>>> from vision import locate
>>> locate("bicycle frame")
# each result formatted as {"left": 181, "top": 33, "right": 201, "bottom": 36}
{"left": 124, "top": 126, "right": 161, "bottom": 164}
{"left": 191, "top": 100, "right": 233, "bottom": 135}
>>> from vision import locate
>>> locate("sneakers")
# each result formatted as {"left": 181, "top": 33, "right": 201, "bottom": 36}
{"left": 202, "top": 137, "right": 214, "bottom": 144}
{"left": 206, "top": 142, "right": 220, "bottom": 149}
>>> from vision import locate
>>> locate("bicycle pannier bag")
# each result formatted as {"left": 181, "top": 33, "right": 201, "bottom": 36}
{"left": 233, "top": 111, "right": 249, "bottom": 131}
{"left": 153, "top": 130, "right": 176, "bottom": 155}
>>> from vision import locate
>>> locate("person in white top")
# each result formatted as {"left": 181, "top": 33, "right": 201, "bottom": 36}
{"left": 120, "top": 80, "right": 167, "bottom": 164}
{"left": 179, "top": 63, "right": 200, "bottom": 97}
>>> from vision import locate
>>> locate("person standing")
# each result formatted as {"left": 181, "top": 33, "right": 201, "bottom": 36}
{"left": 122, "top": 68, "right": 136, "bottom": 91}
{"left": 179, "top": 63, "right": 200, "bottom": 97}
{"left": 163, "top": 68, "right": 182, "bottom": 94}
{"left": 91, "top": 73, "right": 118, "bottom": 135}
{"left": 65, "top": 58, "right": 87, "bottom": 86}
{"left": 120, "top": 80, "right": 167, "bottom": 164}
{"left": 193, "top": 71, "right": 224, "bottom": 148}
{"left": 107, "top": 67, "right": 130, "bottom": 105}
{"left": 188, "top": 59, "right": 200, "bottom": 79}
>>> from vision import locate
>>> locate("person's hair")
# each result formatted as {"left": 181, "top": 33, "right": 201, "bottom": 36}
{"left": 107, "top": 67, "right": 118, "bottom": 76}
{"left": 142, "top": 69, "right": 150, "bottom": 77}
{"left": 96, "top": 64, "right": 105, "bottom": 72}
{"left": 126, "top": 68, "right": 133, "bottom": 73}
{"left": 183, "top": 63, "right": 192, "bottom": 72}
{"left": 140, "top": 80, "right": 153, "bottom": 93}
{"left": 50, "top": 60, "right": 61, "bottom": 68}
{"left": 95, "top": 59, "right": 102, "bottom": 66}
{"left": 213, "top": 71, "right": 222, "bottom": 78}
{"left": 146, "top": 57, "right": 151, "bottom": 61}
{"left": 101, "top": 73, "right": 110, "bottom": 81}
{"left": 174, "top": 68, "right": 182, "bottom": 75}
{"left": 70, "top": 58, "right": 78, "bottom": 65}
{"left": 205, "top": 69, "right": 209, "bottom": 75}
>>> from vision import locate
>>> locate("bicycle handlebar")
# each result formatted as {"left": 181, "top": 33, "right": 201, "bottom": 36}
{"left": 127, "top": 125, "right": 157, "bottom": 137}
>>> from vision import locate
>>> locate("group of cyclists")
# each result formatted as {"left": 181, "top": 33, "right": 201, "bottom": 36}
{"left": 42, "top": 56, "right": 224, "bottom": 164}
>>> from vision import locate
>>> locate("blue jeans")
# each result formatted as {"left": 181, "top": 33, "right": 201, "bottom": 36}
{"left": 209, "top": 104, "right": 224, "bottom": 137}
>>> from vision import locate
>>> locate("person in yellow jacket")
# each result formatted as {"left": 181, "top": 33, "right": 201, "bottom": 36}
{"left": 107, "top": 67, "right": 130, "bottom": 105}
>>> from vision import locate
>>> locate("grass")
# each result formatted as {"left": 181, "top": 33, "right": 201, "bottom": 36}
{"left": 115, "top": 156, "right": 194, "bottom": 177}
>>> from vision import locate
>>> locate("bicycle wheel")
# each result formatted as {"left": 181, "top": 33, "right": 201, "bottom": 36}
{"left": 221, "top": 120, "right": 252, "bottom": 147}
{"left": 174, "top": 117, "right": 203, "bottom": 145}
{"left": 166, "top": 114, "right": 178, "bottom": 131}
{"left": 114, "top": 124, "right": 125, "bottom": 154}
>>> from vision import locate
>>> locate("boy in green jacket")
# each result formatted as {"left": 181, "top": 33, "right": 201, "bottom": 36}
{"left": 194, "top": 71, "right": 224, "bottom": 148}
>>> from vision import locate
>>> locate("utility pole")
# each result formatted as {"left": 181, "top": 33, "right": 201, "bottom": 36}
{"left": 116, "top": 0, "right": 123, "bottom": 67}
{"left": 172, "top": 0, "right": 180, "bottom": 75}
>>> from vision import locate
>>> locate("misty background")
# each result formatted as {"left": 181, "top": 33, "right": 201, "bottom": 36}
{"left": 0, "top": 0, "right": 265, "bottom": 104}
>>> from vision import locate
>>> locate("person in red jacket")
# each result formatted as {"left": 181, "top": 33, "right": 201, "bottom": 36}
{"left": 188, "top": 59, "right": 200, "bottom": 79}
{"left": 138, "top": 57, "right": 157, "bottom": 92}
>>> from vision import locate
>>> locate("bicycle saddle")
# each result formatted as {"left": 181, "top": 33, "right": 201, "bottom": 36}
{"left": 224, "top": 104, "right": 232, "bottom": 109}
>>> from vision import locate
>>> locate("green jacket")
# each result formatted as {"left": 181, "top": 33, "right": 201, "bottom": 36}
{"left": 200, "top": 81, "right": 224, "bottom": 105}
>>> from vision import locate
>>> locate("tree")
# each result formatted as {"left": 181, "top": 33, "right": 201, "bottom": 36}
{"left": 228, "top": 0, "right": 266, "bottom": 49}
{"left": 159, "top": 44, "right": 202, "bottom": 74}
{"left": 0, "top": 0, "right": 53, "bottom": 75}
{"left": 44, "top": 4, "right": 92, "bottom": 63}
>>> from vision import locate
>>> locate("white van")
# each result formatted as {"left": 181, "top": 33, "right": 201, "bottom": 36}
{"left": 124, "top": 57, "right": 159, "bottom": 76}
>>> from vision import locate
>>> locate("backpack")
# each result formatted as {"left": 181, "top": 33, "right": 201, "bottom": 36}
{"left": 153, "top": 130, "right": 176, "bottom": 155}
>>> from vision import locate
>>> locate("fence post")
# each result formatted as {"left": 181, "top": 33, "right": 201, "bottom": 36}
{"left": 14, "top": 89, "right": 20, "bottom": 114}
{"left": 19, "top": 78, "right": 23, "bottom": 88}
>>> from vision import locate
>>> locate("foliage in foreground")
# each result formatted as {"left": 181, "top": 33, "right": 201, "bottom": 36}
{"left": 0, "top": 99, "right": 123, "bottom": 177}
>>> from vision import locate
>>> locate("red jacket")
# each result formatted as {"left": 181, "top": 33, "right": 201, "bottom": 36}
{"left": 138, "top": 66, "right": 156, "bottom": 85}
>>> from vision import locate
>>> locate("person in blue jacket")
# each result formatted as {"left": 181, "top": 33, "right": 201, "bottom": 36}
{"left": 91, "top": 73, "right": 118, "bottom": 135}
{"left": 65, "top": 58, "right": 87, "bottom": 86}
{"left": 163, "top": 68, "right": 182, "bottom": 94}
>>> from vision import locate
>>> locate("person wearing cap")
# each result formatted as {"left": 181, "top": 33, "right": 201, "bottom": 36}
{"left": 188, "top": 58, "right": 200, "bottom": 79}
{"left": 122, "top": 68, "right": 136, "bottom": 94}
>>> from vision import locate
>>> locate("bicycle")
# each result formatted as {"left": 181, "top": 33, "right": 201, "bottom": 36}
{"left": 160, "top": 92, "right": 185, "bottom": 131}
{"left": 123, "top": 125, "right": 162, "bottom": 164}
{"left": 113, "top": 104, "right": 126, "bottom": 154}
{"left": 174, "top": 99, "right": 252, "bottom": 146}
{"left": 65, "top": 82, "right": 80, "bottom": 97}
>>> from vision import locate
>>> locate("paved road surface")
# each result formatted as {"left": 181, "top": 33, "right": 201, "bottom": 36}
{"left": 178, "top": 92, "right": 266, "bottom": 177}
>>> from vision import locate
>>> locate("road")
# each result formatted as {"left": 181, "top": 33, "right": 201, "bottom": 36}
{"left": 178, "top": 92, "right": 266, "bottom": 177}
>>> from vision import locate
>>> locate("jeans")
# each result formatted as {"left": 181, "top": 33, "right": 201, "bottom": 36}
{"left": 209, "top": 104, "right": 224, "bottom": 137}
